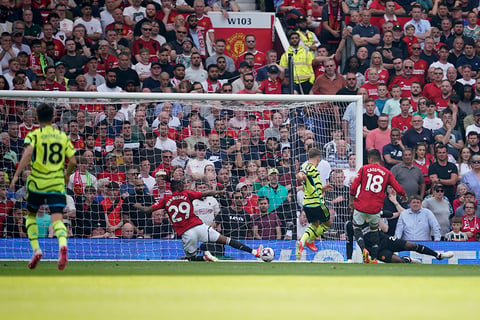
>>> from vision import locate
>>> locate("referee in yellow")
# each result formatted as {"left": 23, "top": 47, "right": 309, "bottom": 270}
{"left": 295, "top": 148, "right": 333, "bottom": 260}
{"left": 11, "top": 103, "right": 76, "bottom": 270}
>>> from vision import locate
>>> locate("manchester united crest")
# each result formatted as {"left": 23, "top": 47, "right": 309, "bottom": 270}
{"left": 226, "top": 33, "right": 246, "bottom": 62}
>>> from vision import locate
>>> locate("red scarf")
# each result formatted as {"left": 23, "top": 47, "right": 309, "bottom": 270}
{"left": 328, "top": 3, "right": 342, "bottom": 32}
{"left": 206, "top": 78, "right": 221, "bottom": 93}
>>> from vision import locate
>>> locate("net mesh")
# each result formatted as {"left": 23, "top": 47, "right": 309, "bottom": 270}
{"left": 0, "top": 92, "right": 361, "bottom": 261}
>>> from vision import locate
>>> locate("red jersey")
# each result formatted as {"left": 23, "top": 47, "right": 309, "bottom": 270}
{"left": 350, "top": 163, "right": 405, "bottom": 214}
{"left": 258, "top": 77, "right": 282, "bottom": 94}
{"left": 101, "top": 197, "right": 123, "bottom": 236}
{"left": 28, "top": 54, "right": 44, "bottom": 76}
{"left": 105, "top": 23, "right": 133, "bottom": 39}
{"left": 132, "top": 38, "right": 161, "bottom": 59}
{"left": 42, "top": 39, "right": 65, "bottom": 59}
{"left": 360, "top": 82, "right": 380, "bottom": 100}
{"left": 313, "top": 57, "right": 339, "bottom": 79}
{"left": 152, "top": 190, "right": 204, "bottom": 235}
{"left": 153, "top": 164, "right": 172, "bottom": 177}
{"left": 365, "top": 68, "right": 389, "bottom": 85}
{"left": 388, "top": 75, "right": 419, "bottom": 98}
{"left": 411, "top": 58, "right": 428, "bottom": 85}
{"left": 97, "top": 55, "right": 118, "bottom": 77}
{"left": 236, "top": 50, "right": 267, "bottom": 70}
{"left": 196, "top": 15, "right": 214, "bottom": 34}
{"left": 461, "top": 215, "right": 480, "bottom": 241}
{"left": 422, "top": 82, "right": 442, "bottom": 101}
{"left": 19, "top": 123, "right": 40, "bottom": 139}
{"left": 97, "top": 170, "right": 126, "bottom": 185}
{"left": 45, "top": 81, "right": 66, "bottom": 91}
{"left": 93, "top": 137, "right": 114, "bottom": 154}
{"left": 390, "top": 114, "right": 413, "bottom": 133}
{"left": 434, "top": 96, "right": 450, "bottom": 112}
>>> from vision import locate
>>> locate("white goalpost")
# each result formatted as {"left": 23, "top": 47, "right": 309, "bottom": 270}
{"left": 0, "top": 91, "right": 363, "bottom": 262}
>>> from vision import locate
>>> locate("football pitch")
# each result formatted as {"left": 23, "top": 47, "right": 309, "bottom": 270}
{"left": 1, "top": 261, "right": 479, "bottom": 320}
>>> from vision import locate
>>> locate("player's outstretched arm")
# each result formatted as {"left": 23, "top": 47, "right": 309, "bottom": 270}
{"left": 10, "top": 145, "right": 34, "bottom": 191}
{"left": 133, "top": 203, "right": 155, "bottom": 214}
{"left": 201, "top": 189, "right": 225, "bottom": 197}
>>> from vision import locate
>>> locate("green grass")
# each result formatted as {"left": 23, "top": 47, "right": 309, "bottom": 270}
{"left": 1, "top": 261, "right": 480, "bottom": 320}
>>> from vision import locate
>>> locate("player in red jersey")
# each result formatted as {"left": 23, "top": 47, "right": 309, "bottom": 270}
{"left": 135, "top": 180, "right": 264, "bottom": 261}
{"left": 349, "top": 149, "right": 407, "bottom": 263}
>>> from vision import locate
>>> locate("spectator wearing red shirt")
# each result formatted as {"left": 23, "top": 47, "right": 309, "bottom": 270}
{"left": 279, "top": 0, "right": 314, "bottom": 28}
{"left": 97, "top": 153, "right": 127, "bottom": 185}
{"left": 28, "top": 39, "right": 46, "bottom": 77}
{"left": 105, "top": 8, "right": 134, "bottom": 42}
{"left": 153, "top": 150, "right": 174, "bottom": 177}
{"left": 93, "top": 123, "right": 114, "bottom": 154}
{"left": 375, "top": 0, "right": 402, "bottom": 31}
{"left": 388, "top": 59, "right": 420, "bottom": 98}
{"left": 192, "top": 0, "right": 215, "bottom": 52}
{"left": 156, "top": 0, "right": 179, "bottom": 30}
{"left": 391, "top": 97, "right": 413, "bottom": 133}
{"left": 236, "top": 34, "right": 267, "bottom": 70}
{"left": 434, "top": 80, "right": 452, "bottom": 112}
{"left": 422, "top": 67, "right": 443, "bottom": 101}
{"left": 132, "top": 21, "right": 161, "bottom": 63}
{"left": 44, "top": 66, "right": 66, "bottom": 91}
{"left": 461, "top": 201, "right": 480, "bottom": 241}
{"left": 408, "top": 42, "right": 428, "bottom": 84}
{"left": 18, "top": 108, "right": 39, "bottom": 139}
{"left": 101, "top": 182, "right": 124, "bottom": 237}
{"left": 237, "top": 73, "right": 258, "bottom": 95}
{"left": 369, "top": 0, "right": 405, "bottom": 15}
{"left": 96, "top": 39, "right": 118, "bottom": 77}
{"left": 40, "top": 23, "right": 65, "bottom": 60}
{"left": 257, "top": 65, "right": 284, "bottom": 94}
{"left": 360, "top": 68, "right": 380, "bottom": 100}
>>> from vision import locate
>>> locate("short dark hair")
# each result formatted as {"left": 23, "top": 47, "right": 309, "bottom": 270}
{"left": 308, "top": 147, "right": 322, "bottom": 159}
{"left": 367, "top": 149, "right": 381, "bottom": 162}
{"left": 36, "top": 103, "right": 54, "bottom": 123}
{"left": 258, "top": 196, "right": 269, "bottom": 203}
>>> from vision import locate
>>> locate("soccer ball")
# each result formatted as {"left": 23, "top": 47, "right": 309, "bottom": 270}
{"left": 260, "top": 247, "right": 275, "bottom": 262}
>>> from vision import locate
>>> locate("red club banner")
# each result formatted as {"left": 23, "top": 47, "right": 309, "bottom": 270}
{"left": 208, "top": 12, "right": 275, "bottom": 62}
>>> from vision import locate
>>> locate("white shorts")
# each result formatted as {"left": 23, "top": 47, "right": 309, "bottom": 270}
{"left": 352, "top": 209, "right": 381, "bottom": 229}
{"left": 182, "top": 224, "right": 221, "bottom": 257}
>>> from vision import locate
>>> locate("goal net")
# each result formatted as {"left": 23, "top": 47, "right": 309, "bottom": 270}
{"left": 0, "top": 91, "right": 362, "bottom": 262}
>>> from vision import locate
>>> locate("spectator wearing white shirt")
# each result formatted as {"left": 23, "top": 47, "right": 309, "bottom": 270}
{"left": 154, "top": 121, "right": 177, "bottom": 154}
{"left": 395, "top": 195, "right": 441, "bottom": 241}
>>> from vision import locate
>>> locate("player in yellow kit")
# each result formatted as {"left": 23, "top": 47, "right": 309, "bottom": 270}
{"left": 295, "top": 148, "right": 333, "bottom": 260}
{"left": 10, "top": 103, "right": 76, "bottom": 270}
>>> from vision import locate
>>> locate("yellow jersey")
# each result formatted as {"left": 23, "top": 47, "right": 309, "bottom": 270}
{"left": 25, "top": 125, "right": 75, "bottom": 194}
{"left": 300, "top": 162, "right": 325, "bottom": 207}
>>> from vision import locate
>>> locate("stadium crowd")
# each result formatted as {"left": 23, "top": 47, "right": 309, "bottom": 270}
{"left": 0, "top": 0, "right": 479, "bottom": 244}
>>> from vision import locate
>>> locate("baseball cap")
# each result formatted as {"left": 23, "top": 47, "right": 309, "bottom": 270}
{"left": 474, "top": 109, "right": 480, "bottom": 116}
{"left": 268, "top": 168, "right": 279, "bottom": 175}
{"left": 236, "top": 182, "right": 247, "bottom": 191}
{"left": 247, "top": 112, "right": 257, "bottom": 119}
{"left": 182, "top": 38, "right": 192, "bottom": 43}
{"left": 434, "top": 184, "right": 444, "bottom": 192}
{"left": 155, "top": 170, "right": 167, "bottom": 177}
{"left": 86, "top": 56, "right": 97, "bottom": 62}
{"left": 267, "top": 65, "right": 279, "bottom": 74}
{"left": 472, "top": 98, "right": 480, "bottom": 104}
{"left": 105, "top": 152, "right": 116, "bottom": 160}
{"left": 151, "top": 61, "right": 161, "bottom": 67}
{"left": 55, "top": 61, "right": 66, "bottom": 67}
{"left": 393, "top": 25, "right": 402, "bottom": 31}
{"left": 297, "top": 15, "right": 307, "bottom": 22}
{"left": 239, "top": 61, "right": 249, "bottom": 68}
